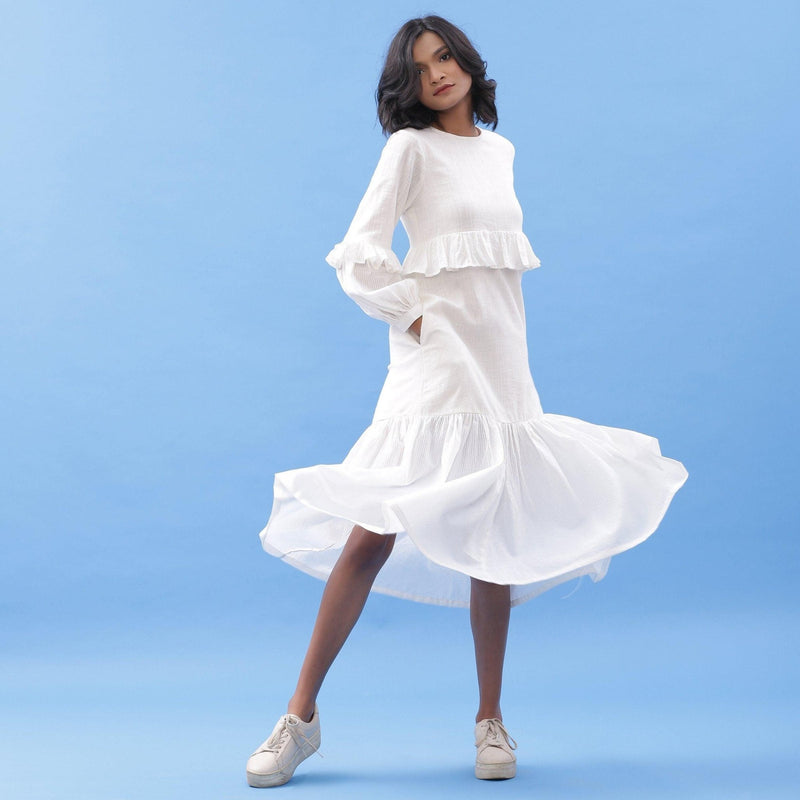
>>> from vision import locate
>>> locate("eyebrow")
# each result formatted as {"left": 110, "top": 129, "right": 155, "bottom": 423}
{"left": 414, "top": 45, "right": 449, "bottom": 66}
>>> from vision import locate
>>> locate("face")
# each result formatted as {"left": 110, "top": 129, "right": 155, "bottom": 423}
{"left": 412, "top": 31, "right": 473, "bottom": 115}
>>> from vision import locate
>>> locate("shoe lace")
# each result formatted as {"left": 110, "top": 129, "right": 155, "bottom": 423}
{"left": 260, "top": 714, "right": 324, "bottom": 759}
{"left": 479, "top": 718, "right": 518, "bottom": 751}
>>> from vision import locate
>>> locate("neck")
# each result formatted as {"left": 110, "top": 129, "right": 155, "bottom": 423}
{"left": 434, "top": 102, "right": 477, "bottom": 137}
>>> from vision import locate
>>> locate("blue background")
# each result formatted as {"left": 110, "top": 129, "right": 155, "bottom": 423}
{"left": 2, "top": 1, "right": 798, "bottom": 797}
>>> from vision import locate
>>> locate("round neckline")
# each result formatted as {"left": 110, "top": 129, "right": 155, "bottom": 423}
{"left": 428, "top": 125, "right": 484, "bottom": 139}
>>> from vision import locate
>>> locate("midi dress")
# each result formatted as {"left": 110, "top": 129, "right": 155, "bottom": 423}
{"left": 259, "top": 124, "right": 689, "bottom": 608}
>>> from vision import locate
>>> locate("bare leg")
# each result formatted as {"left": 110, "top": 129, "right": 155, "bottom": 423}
{"left": 286, "top": 525, "right": 396, "bottom": 722}
{"left": 470, "top": 577, "right": 511, "bottom": 723}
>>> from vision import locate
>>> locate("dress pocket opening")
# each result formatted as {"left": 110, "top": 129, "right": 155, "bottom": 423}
{"left": 414, "top": 314, "right": 426, "bottom": 346}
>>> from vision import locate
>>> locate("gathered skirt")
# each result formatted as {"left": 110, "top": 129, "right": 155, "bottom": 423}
{"left": 259, "top": 267, "right": 689, "bottom": 607}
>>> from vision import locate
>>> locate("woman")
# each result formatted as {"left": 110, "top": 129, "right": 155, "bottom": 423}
{"left": 246, "top": 14, "right": 688, "bottom": 787}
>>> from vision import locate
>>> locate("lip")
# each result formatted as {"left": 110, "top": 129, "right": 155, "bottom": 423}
{"left": 433, "top": 84, "right": 454, "bottom": 96}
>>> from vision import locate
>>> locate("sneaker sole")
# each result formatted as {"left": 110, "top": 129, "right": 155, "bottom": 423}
{"left": 247, "top": 769, "right": 293, "bottom": 788}
{"left": 475, "top": 761, "right": 516, "bottom": 780}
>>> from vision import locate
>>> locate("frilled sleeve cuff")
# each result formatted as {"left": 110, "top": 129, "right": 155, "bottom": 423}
{"left": 325, "top": 240, "right": 404, "bottom": 274}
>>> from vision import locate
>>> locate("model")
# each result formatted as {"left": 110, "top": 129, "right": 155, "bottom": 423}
{"left": 247, "top": 14, "right": 689, "bottom": 787}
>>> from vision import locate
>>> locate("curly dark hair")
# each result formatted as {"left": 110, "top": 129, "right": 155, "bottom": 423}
{"left": 376, "top": 15, "right": 498, "bottom": 136}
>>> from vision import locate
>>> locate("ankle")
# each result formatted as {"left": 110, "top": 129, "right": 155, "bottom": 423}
{"left": 287, "top": 697, "right": 315, "bottom": 723}
{"left": 476, "top": 708, "right": 502, "bottom": 723}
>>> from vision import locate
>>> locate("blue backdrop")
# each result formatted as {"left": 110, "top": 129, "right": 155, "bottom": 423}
{"left": 2, "top": 1, "right": 798, "bottom": 798}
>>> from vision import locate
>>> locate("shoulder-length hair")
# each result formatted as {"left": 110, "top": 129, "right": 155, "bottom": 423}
{"left": 376, "top": 15, "right": 498, "bottom": 136}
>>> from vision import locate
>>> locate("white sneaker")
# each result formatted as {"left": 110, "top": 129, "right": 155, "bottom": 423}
{"left": 246, "top": 704, "right": 322, "bottom": 787}
{"left": 474, "top": 717, "right": 517, "bottom": 780}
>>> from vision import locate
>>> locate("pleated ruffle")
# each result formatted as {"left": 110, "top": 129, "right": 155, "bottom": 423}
{"left": 325, "top": 229, "right": 541, "bottom": 278}
{"left": 403, "top": 230, "right": 542, "bottom": 276}
{"left": 259, "top": 411, "right": 689, "bottom": 608}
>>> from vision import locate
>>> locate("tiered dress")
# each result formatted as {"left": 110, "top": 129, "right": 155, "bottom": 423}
{"left": 259, "top": 124, "right": 689, "bottom": 608}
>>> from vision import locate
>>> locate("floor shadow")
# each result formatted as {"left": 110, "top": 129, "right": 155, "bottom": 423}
{"left": 279, "top": 755, "right": 800, "bottom": 799}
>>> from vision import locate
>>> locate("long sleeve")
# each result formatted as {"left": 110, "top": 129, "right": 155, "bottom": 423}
{"left": 325, "top": 131, "right": 425, "bottom": 333}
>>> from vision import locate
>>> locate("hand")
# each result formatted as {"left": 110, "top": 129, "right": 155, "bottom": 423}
{"left": 408, "top": 315, "right": 423, "bottom": 339}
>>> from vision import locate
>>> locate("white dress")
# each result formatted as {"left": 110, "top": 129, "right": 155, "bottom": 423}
{"left": 259, "top": 125, "right": 689, "bottom": 608}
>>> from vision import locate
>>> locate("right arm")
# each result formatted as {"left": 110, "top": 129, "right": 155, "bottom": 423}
{"left": 325, "top": 131, "right": 424, "bottom": 335}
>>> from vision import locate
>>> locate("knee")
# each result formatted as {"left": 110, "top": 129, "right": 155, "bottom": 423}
{"left": 470, "top": 577, "right": 511, "bottom": 601}
{"left": 345, "top": 526, "right": 396, "bottom": 570}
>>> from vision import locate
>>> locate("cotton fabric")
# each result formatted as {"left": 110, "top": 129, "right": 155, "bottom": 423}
{"left": 259, "top": 125, "right": 689, "bottom": 607}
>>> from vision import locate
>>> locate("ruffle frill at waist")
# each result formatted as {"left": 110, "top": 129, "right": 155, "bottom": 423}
{"left": 325, "top": 229, "right": 542, "bottom": 277}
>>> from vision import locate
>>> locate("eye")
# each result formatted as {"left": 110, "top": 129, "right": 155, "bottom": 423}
{"left": 441, "top": 52, "right": 451, "bottom": 61}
